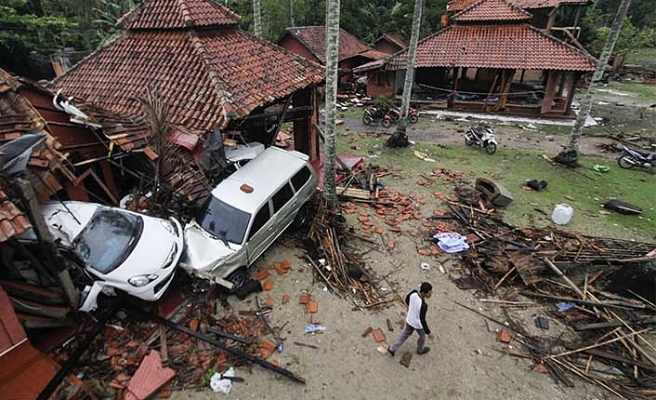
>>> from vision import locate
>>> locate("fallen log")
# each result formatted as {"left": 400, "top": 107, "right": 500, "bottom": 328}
{"left": 521, "top": 291, "right": 648, "bottom": 310}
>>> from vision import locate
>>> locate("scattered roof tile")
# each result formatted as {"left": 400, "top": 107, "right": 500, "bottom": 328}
{"left": 0, "top": 190, "right": 31, "bottom": 242}
{"left": 387, "top": 24, "right": 595, "bottom": 71}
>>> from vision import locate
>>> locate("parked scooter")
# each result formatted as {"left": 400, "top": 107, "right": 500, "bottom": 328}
{"left": 381, "top": 107, "right": 420, "bottom": 128}
{"left": 617, "top": 144, "right": 656, "bottom": 171}
{"left": 362, "top": 106, "right": 386, "bottom": 125}
{"left": 464, "top": 126, "right": 498, "bottom": 154}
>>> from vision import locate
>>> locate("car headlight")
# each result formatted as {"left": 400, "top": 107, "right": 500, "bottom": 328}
{"left": 128, "top": 274, "right": 159, "bottom": 287}
{"left": 162, "top": 242, "right": 179, "bottom": 269}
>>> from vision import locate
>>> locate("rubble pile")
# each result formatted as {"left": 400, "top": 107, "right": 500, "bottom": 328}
{"left": 434, "top": 196, "right": 656, "bottom": 400}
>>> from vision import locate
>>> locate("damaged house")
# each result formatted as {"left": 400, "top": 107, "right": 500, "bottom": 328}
{"left": 356, "top": 0, "right": 597, "bottom": 116}
{"left": 277, "top": 26, "right": 388, "bottom": 87}
{"left": 51, "top": 0, "right": 325, "bottom": 163}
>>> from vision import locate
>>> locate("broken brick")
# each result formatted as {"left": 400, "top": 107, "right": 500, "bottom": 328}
{"left": 281, "top": 259, "right": 291, "bottom": 269}
{"left": 430, "top": 246, "right": 440, "bottom": 255}
{"left": 307, "top": 301, "right": 318, "bottom": 313}
{"left": 497, "top": 329, "right": 512, "bottom": 343}
{"left": 188, "top": 319, "right": 199, "bottom": 332}
{"left": 536, "top": 363, "right": 549, "bottom": 373}
{"left": 254, "top": 269, "right": 271, "bottom": 281}
{"left": 417, "top": 248, "right": 430, "bottom": 256}
{"left": 361, "top": 326, "right": 373, "bottom": 337}
{"left": 375, "top": 226, "right": 384, "bottom": 234}
{"left": 387, "top": 240, "right": 395, "bottom": 250}
{"left": 265, "top": 296, "right": 275, "bottom": 306}
{"left": 299, "top": 293, "right": 310, "bottom": 304}
{"left": 371, "top": 328, "right": 386, "bottom": 343}
{"left": 282, "top": 294, "right": 290, "bottom": 304}
{"left": 262, "top": 280, "right": 274, "bottom": 291}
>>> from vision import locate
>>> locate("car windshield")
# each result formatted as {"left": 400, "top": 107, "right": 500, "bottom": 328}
{"left": 197, "top": 197, "right": 251, "bottom": 245}
{"left": 73, "top": 208, "right": 144, "bottom": 274}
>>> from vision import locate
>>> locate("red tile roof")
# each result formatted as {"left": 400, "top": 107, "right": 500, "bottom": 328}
{"left": 54, "top": 13, "right": 324, "bottom": 132}
{"left": 447, "top": 0, "right": 592, "bottom": 11}
{"left": 375, "top": 33, "right": 409, "bottom": 50}
{"left": 453, "top": 0, "right": 532, "bottom": 22}
{"left": 387, "top": 24, "right": 595, "bottom": 71}
{"left": 0, "top": 189, "right": 31, "bottom": 243}
{"left": 280, "top": 26, "right": 376, "bottom": 64}
{"left": 119, "top": 0, "right": 240, "bottom": 29}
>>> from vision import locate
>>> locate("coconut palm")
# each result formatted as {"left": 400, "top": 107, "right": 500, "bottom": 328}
{"left": 557, "top": 0, "right": 632, "bottom": 166}
{"left": 387, "top": 0, "right": 424, "bottom": 148}
{"left": 323, "top": 0, "right": 340, "bottom": 208}
{"left": 253, "top": 0, "right": 262, "bottom": 36}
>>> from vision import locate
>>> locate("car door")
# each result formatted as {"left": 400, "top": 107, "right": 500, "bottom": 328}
{"left": 245, "top": 201, "right": 276, "bottom": 264}
{"left": 271, "top": 182, "right": 296, "bottom": 234}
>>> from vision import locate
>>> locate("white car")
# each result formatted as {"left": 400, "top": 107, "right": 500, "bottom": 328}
{"left": 35, "top": 201, "right": 184, "bottom": 311}
{"left": 182, "top": 147, "right": 317, "bottom": 290}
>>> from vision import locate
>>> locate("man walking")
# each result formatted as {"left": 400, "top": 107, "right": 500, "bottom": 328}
{"left": 388, "top": 282, "right": 434, "bottom": 356}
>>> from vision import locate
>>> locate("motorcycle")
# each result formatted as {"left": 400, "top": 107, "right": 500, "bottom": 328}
{"left": 362, "top": 106, "right": 386, "bottom": 125}
{"left": 381, "top": 107, "right": 420, "bottom": 128}
{"left": 617, "top": 144, "right": 656, "bottom": 171}
{"left": 464, "top": 126, "right": 498, "bottom": 154}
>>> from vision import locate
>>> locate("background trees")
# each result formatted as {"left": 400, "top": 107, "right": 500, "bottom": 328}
{"left": 1, "top": 0, "right": 655, "bottom": 80}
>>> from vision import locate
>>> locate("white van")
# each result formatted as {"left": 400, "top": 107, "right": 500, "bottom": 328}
{"left": 181, "top": 146, "right": 317, "bottom": 290}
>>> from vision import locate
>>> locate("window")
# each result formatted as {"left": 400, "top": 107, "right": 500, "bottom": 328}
{"left": 291, "top": 166, "right": 312, "bottom": 192}
{"left": 197, "top": 198, "right": 251, "bottom": 244}
{"left": 249, "top": 204, "right": 271, "bottom": 239}
{"left": 272, "top": 183, "right": 294, "bottom": 213}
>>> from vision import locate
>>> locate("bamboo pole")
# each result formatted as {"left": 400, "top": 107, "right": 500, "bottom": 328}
{"left": 545, "top": 328, "right": 651, "bottom": 360}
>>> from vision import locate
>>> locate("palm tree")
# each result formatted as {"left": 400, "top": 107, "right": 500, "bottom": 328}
{"left": 253, "top": 0, "right": 262, "bottom": 37}
{"left": 387, "top": 0, "right": 424, "bottom": 148}
{"left": 557, "top": 0, "right": 632, "bottom": 166}
{"left": 323, "top": 0, "right": 340, "bottom": 208}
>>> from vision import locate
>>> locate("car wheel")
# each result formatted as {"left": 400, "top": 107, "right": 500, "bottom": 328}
{"left": 291, "top": 203, "right": 310, "bottom": 229}
{"left": 227, "top": 268, "right": 248, "bottom": 292}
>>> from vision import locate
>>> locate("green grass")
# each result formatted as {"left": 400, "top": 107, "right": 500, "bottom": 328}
{"left": 607, "top": 81, "right": 656, "bottom": 101}
{"left": 334, "top": 131, "right": 656, "bottom": 243}
{"left": 625, "top": 47, "right": 656, "bottom": 70}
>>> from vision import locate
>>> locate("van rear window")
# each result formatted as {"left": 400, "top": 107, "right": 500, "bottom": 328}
{"left": 197, "top": 198, "right": 250, "bottom": 244}
{"left": 291, "top": 166, "right": 312, "bottom": 191}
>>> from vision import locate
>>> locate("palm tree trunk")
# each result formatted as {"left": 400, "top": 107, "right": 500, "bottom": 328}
{"left": 253, "top": 0, "right": 262, "bottom": 37}
{"left": 323, "top": 0, "right": 340, "bottom": 208}
{"left": 560, "top": 0, "right": 631, "bottom": 164}
{"left": 388, "top": 0, "right": 424, "bottom": 148}
{"left": 290, "top": 0, "right": 295, "bottom": 27}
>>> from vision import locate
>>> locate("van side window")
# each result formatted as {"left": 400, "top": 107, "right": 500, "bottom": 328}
{"left": 249, "top": 204, "right": 270, "bottom": 239}
{"left": 291, "top": 166, "right": 311, "bottom": 192}
{"left": 272, "top": 183, "right": 294, "bottom": 213}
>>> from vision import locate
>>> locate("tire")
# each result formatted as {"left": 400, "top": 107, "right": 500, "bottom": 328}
{"left": 291, "top": 203, "right": 310, "bottom": 229}
{"left": 226, "top": 268, "right": 248, "bottom": 292}
{"left": 382, "top": 119, "right": 392, "bottom": 128}
{"left": 408, "top": 115, "right": 418, "bottom": 124}
{"left": 617, "top": 155, "right": 635, "bottom": 169}
{"left": 363, "top": 114, "right": 373, "bottom": 125}
{"left": 485, "top": 142, "right": 497, "bottom": 154}
{"left": 465, "top": 136, "right": 474, "bottom": 146}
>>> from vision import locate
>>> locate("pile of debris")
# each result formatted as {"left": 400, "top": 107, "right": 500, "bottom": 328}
{"left": 306, "top": 200, "right": 392, "bottom": 309}
{"left": 434, "top": 196, "right": 656, "bottom": 400}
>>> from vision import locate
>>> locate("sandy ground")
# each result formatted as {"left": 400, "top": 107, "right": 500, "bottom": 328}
{"left": 167, "top": 93, "right": 656, "bottom": 400}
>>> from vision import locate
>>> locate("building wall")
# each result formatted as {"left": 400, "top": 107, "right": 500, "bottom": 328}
{"left": 278, "top": 35, "right": 322, "bottom": 65}
{"left": 375, "top": 41, "right": 401, "bottom": 55}
{"left": 366, "top": 70, "right": 396, "bottom": 99}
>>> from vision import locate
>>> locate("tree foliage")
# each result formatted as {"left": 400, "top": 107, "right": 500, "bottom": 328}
{"left": 2, "top": 0, "right": 655, "bottom": 79}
